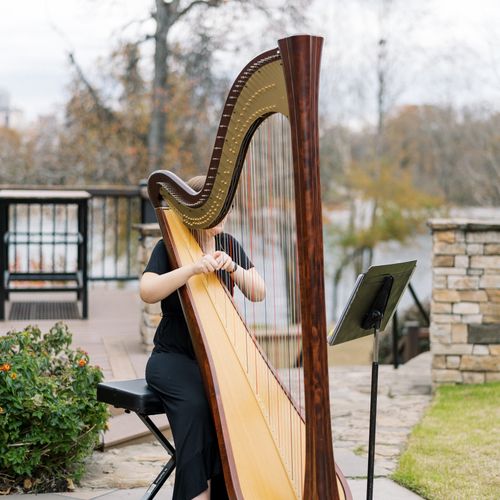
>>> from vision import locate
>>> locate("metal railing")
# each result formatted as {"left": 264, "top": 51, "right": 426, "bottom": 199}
{"left": 1, "top": 185, "right": 145, "bottom": 283}
{"left": 391, "top": 283, "right": 430, "bottom": 368}
{"left": 86, "top": 186, "right": 142, "bottom": 281}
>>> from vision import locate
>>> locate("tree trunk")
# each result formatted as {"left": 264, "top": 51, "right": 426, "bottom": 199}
{"left": 148, "top": 0, "right": 171, "bottom": 173}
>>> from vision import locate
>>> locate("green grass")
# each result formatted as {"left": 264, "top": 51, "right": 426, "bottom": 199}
{"left": 393, "top": 382, "right": 500, "bottom": 500}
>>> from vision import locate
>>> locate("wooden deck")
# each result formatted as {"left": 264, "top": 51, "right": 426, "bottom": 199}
{"left": 1, "top": 284, "right": 148, "bottom": 381}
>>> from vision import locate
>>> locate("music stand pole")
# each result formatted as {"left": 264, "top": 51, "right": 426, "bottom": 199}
{"left": 367, "top": 324, "right": 380, "bottom": 500}
{"left": 362, "top": 276, "right": 393, "bottom": 500}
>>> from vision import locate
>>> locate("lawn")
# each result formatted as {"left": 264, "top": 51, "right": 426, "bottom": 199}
{"left": 393, "top": 382, "right": 500, "bottom": 500}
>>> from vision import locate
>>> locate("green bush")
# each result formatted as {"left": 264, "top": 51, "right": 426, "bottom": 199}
{"left": 0, "top": 323, "right": 108, "bottom": 493}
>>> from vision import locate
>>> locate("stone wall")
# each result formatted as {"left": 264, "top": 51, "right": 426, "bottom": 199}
{"left": 136, "top": 223, "right": 162, "bottom": 347}
{"left": 428, "top": 219, "right": 500, "bottom": 385}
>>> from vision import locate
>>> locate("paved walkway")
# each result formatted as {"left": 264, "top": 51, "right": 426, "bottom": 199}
{"left": 2, "top": 286, "right": 431, "bottom": 499}
{"left": 7, "top": 478, "right": 422, "bottom": 500}
{"left": 331, "top": 351, "right": 432, "bottom": 476}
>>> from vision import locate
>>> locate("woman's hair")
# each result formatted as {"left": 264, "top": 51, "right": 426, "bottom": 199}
{"left": 187, "top": 175, "right": 206, "bottom": 192}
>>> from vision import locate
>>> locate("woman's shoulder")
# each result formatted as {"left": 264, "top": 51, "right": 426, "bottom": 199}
{"left": 151, "top": 238, "right": 167, "bottom": 253}
{"left": 144, "top": 239, "right": 169, "bottom": 274}
{"left": 216, "top": 232, "right": 239, "bottom": 249}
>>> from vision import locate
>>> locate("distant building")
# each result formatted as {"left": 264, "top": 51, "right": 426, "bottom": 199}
{"left": 0, "top": 88, "right": 11, "bottom": 126}
{"left": 0, "top": 88, "right": 25, "bottom": 129}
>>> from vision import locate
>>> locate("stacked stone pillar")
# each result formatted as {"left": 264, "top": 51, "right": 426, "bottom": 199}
{"left": 428, "top": 219, "right": 500, "bottom": 385}
{"left": 135, "top": 223, "right": 162, "bottom": 347}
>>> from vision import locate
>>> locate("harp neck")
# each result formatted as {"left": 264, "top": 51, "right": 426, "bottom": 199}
{"left": 148, "top": 48, "right": 287, "bottom": 228}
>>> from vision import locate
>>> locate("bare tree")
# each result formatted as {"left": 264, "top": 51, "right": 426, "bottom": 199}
{"left": 147, "top": 0, "right": 307, "bottom": 172}
{"left": 318, "top": 0, "right": 435, "bottom": 315}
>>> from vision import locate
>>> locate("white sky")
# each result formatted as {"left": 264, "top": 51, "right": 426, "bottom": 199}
{"left": 1, "top": 0, "right": 499, "bottom": 123}
{"left": 0, "top": 1, "right": 148, "bottom": 119}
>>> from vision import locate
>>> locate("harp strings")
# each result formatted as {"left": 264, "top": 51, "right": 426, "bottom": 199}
{"left": 221, "top": 114, "right": 305, "bottom": 489}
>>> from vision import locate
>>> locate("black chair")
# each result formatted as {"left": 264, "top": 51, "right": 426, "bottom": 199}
{"left": 97, "top": 379, "right": 176, "bottom": 500}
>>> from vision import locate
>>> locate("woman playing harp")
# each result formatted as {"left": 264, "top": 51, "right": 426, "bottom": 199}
{"left": 146, "top": 35, "right": 351, "bottom": 499}
{"left": 141, "top": 175, "right": 265, "bottom": 499}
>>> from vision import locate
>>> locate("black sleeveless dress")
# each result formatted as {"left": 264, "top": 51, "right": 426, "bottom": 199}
{"left": 144, "top": 235, "right": 252, "bottom": 500}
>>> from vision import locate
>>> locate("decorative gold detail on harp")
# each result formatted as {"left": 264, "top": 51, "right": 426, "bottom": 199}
{"left": 148, "top": 51, "right": 287, "bottom": 229}
{"left": 148, "top": 35, "right": 352, "bottom": 500}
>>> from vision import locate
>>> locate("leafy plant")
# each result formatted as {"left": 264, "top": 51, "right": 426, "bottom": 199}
{"left": 0, "top": 323, "right": 108, "bottom": 494}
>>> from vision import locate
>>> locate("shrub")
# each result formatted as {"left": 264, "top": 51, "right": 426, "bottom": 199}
{"left": 0, "top": 323, "right": 108, "bottom": 493}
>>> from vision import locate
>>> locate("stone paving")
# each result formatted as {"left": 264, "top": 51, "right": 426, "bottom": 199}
{"left": 2, "top": 287, "right": 431, "bottom": 498}
{"left": 75, "top": 351, "right": 432, "bottom": 497}
{"left": 330, "top": 351, "right": 432, "bottom": 476}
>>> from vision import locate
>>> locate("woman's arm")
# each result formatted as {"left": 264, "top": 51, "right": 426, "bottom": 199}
{"left": 214, "top": 251, "right": 266, "bottom": 302}
{"left": 231, "top": 266, "right": 266, "bottom": 302}
{"left": 140, "top": 254, "right": 220, "bottom": 304}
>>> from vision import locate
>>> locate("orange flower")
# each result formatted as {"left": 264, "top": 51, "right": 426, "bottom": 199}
{"left": 10, "top": 372, "right": 17, "bottom": 380}
{"left": 78, "top": 359, "right": 87, "bottom": 367}
{"left": 1, "top": 363, "right": 11, "bottom": 372}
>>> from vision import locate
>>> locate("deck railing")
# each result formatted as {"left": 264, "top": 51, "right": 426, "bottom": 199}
{"left": 391, "top": 283, "right": 430, "bottom": 368}
{"left": 86, "top": 186, "right": 142, "bottom": 281}
{"left": 0, "top": 185, "right": 147, "bottom": 282}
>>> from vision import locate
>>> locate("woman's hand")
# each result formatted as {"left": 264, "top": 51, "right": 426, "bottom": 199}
{"left": 191, "top": 254, "right": 220, "bottom": 275}
{"left": 213, "top": 250, "right": 266, "bottom": 302}
{"left": 141, "top": 254, "right": 220, "bottom": 303}
{"left": 213, "top": 251, "right": 235, "bottom": 273}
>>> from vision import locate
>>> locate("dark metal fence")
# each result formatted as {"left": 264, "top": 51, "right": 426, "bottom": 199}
{"left": 86, "top": 186, "right": 142, "bottom": 281}
{"left": 0, "top": 185, "right": 144, "bottom": 282}
{"left": 391, "top": 283, "right": 430, "bottom": 368}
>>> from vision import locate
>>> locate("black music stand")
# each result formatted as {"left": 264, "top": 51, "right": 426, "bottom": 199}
{"left": 328, "top": 261, "right": 416, "bottom": 500}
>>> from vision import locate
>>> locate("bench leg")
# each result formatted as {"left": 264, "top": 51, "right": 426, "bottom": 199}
{"left": 136, "top": 413, "right": 176, "bottom": 499}
{"left": 136, "top": 413, "right": 176, "bottom": 456}
{"left": 140, "top": 457, "right": 176, "bottom": 500}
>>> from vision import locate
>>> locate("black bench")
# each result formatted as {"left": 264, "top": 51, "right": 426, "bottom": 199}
{"left": 97, "top": 379, "right": 176, "bottom": 500}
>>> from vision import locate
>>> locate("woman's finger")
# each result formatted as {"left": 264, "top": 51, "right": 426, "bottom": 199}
{"left": 204, "top": 256, "right": 219, "bottom": 272}
{"left": 221, "top": 258, "right": 233, "bottom": 271}
{"left": 216, "top": 251, "right": 230, "bottom": 268}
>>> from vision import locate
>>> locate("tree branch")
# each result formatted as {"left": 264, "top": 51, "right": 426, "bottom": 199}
{"left": 67, "top": 51, "right": 147, "bottom": 146}
{"left": 173, "top": 0, "right": 223, "bottom": 23}
{"left": 67, "top": 52, "right": 116, "bottom": 123}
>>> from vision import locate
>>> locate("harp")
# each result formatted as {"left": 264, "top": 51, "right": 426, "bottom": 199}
{"left": 148, "top": 35, "right": 352, "bottom": 499}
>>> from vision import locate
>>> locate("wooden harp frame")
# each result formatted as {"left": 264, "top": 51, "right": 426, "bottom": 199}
{"left": 148, "top": 35, "right": 351, "bottom": 500}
